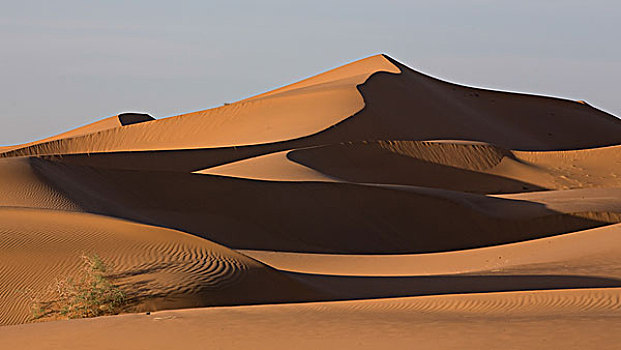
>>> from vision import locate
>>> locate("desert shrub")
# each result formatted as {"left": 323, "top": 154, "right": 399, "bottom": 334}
{"left": 22, "top": 253, "right": 127, "bottom": 320}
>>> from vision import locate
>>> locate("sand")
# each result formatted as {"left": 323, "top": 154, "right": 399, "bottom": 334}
{"left": 4, "top": 288, "right": 621, "bottom": 350}
{"left": 1, "top": 54, "right": 620, "bottom": 349}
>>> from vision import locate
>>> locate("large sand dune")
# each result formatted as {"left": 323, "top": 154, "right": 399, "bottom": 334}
{"left": 1, "top": 54, "right": 620, "bottom": 349}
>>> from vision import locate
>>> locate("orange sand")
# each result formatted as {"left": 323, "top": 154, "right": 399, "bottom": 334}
{"left": 1, "top": 54, "right": 620, "bottom": 349}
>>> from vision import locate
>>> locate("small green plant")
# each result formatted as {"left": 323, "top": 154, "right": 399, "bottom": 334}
{"left": 23, "top": 253, "right": 127, "bottom": 320}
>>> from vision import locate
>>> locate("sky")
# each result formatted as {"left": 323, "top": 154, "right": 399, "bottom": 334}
{"left": 1, "top": 0, "right": 620, "bottom": 145}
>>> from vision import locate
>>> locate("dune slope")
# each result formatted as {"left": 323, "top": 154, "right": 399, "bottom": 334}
{"left": 0, "top": 208, "right": 317, "bottom": 326}
{"left": 4, "top": 288, "right": 621, "bottom": 350}
{"left": 1, "top": 54, "right": 619, "bottom": 161}
{"left": 1, "top": 54, "right": 620, "bottom": 349}
{"left": 12, "top": 157, "right": 620, "bottom": 253}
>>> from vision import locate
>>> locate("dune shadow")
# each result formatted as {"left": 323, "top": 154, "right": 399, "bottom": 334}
{"left": 284, "top": 272, "right": 621, "bottom": 302}
{"left": 287, "top": 144, "right": 546, "bottom": 194}
{"left": 28, "top": 157, "right": 621, "bottom": 254}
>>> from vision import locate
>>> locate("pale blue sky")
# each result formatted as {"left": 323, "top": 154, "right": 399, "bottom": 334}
{"left": 2, "top": 0, "right": 620, "bottom": 145}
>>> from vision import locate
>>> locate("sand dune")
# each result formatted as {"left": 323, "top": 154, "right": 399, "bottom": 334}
{"left": 4, "top": 158, "right": 616, "bottom": 253}
{"left": 0, "top": 55, "right": 400, "bottom": 156}
{"left": 0, "top": 158, "right": 81, "bottom": 211}
{"left": 2, "top": 55, "right": 619, "bottom": 161}
{"left": 0, "top": 208, "right": 317, "bottom": 326}
{"left": 240, "top": 223, "right": 621, "bottom": 276}
{"left": 198, "top": 141, "right": 621, "bottom": 194}
{"left": 0, "top": 113, "right": 154, "bottom": 154}
{"left": 196, "top": 149, "right": 337, "bottom": 182}
{"left": 4, "top": 288, "right": 621, "bottom": 350}
{"left": 1, "top": 54, "right": 620, "bottom": 348}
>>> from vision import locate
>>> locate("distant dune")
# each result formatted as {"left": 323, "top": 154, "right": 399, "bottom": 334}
{"left": 1, "top": 54, "right": 620, "bottom": 349}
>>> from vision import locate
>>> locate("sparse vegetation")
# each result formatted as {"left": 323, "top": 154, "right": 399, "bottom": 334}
{"left": 20, "top": 253, "right": 127, "bottom": 320}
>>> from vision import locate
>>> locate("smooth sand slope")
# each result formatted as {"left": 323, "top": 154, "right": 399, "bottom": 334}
{"left": 4, "top": 288, "right": 621, "bottom": 350}
{"left": 1, "top": 54, "right": 620, "bottom": 349}
{"left": 240, "top": 223, "right": 621, "bottom": 277}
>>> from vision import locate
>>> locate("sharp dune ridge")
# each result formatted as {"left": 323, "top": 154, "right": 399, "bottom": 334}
{"left": 1, "top": 54, "right": 621, "bottom": 349}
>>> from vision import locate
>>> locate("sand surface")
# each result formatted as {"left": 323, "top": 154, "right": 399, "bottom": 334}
{"left": 4, "top": 288, "right": 621, "bottom": 350}
{"left": 1, "top": 54, "right": 620, "bottom": 349}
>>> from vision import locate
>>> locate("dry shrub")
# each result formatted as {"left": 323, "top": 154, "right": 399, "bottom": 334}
{"left": 20, "top": 253, "right": 127, "bottom": 320}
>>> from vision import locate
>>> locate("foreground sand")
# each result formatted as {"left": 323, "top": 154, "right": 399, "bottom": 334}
{"left": 1, "top": 54, "right": 620, "bottom": 348}
{"left": 4, "top": 289, "right": 621, "bottom": 350}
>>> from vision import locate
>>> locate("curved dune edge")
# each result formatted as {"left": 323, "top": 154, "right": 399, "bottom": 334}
{"left": 0, "top": 208, "right": 315, "bottom": 326}
{"left": 195, "top": 149, "right": 338, "bottom": 182}
{"left": 3, "top": 53, "right": 621, "bottom": 159}
{"left": 0, "top": 55, "right": 401, "bottom": 157}
{"left": 3, "top": 288, "right": 621, "bottom": 350}
{"left": 196, "top": 141, "right": 621, "bottom": 194}
{"left": 0, "top": 158, "right": 81, "bottom": 211}
{"left": 0, "top": 156, "right": 618, "bottom": 254}
{"left": 5, "top": 205, "right": 618, "bottom": 327}
{"left": 289, "top": 141, "right": 621, "bottom": 192}
{"left": 10, "top": 157, "right": 619, "bottom": 253}
{"left": 239, "top": 223, "right": 621, "bottom": 276}
{"left": 0, "top": 114, "right": 155, "bottom": 154}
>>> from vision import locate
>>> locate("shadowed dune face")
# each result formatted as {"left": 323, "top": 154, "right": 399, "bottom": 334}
{"left": 1, "top": 54, "right": 621, "bottom": 348}
{"left": 312, "top": 58, "right": 621, "bottom": 151}
{"left": 286, "top": 141, "right": 544, "bottom": 193}
{"left": 20, "top": 158, "right": 621, "bottom": 253}
{"left": 286, "top": 141, "right": 621, "bottom": 193}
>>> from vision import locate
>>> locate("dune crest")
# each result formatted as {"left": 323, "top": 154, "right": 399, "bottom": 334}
{"left": 1, "top": 54, "right": 620, "bottom": 348}
{"left": 0, "top": 55, "right": 400, "bottom": 156}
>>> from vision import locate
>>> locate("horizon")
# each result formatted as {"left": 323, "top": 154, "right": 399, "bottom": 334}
{"left": 2, "top": 1, "right": 620, "bottom": 146}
